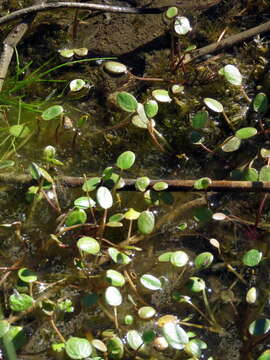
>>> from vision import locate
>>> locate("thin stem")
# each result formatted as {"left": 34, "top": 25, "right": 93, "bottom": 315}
{"left": 49, "top": 317, "right": 66, "bottom": 343}
{"left": 240, "top": 85, "right": 251, "bottom": 103}
{"left": 222, "top": 110, "right": 235, "bottom": 131}
{"left": 113, "top": 306, "right": 119, "bottom": 330}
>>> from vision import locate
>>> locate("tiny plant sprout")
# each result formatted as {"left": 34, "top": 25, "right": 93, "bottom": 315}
{"left": 43, "top": 145, "right": 56, "bottom": 159}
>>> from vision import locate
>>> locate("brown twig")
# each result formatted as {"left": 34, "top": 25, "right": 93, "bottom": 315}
{"left": 0, "top": 2, "right": 163, "bottom": 27}
{"left": 185, "top": 19, "right": 270, "bottom": 64}
{"left": 3, "top": 173, "right": 270, "bottom": 193}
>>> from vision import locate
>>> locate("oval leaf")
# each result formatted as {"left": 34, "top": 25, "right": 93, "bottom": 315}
{"left": 116, "top": 151, "right": 135, "bottom": 170}
{"left": 96, "top": 186, "right": 113, "bottom": 209}
{"left": 65, "top": 337, "right": 92, "bottom": 359}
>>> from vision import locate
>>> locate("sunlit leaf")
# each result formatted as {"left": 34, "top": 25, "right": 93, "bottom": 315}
{"left": 126, "top": 330, "right": 144, "bottom": 351}
{"left": 0, "top": 320, "right": 10, "bottom": 338}
{"left": 186, "top": 277, "right": 205, "bottom": 292}
{"left": 107, "top": 336, "right": 124, "bottom": 359}
{"left": 9, "top": 124, "right": 30, "bottom": 138}
{"left": 221, "top": 136, "right": 241, "bottom": 152}
{"left": 96, "top": 186, "right": 113, "bottom": 209}
{"left": 65, "top": 209, "right": 87, "bottom": 226}
{"left": 138, "top": 306, "right": 156, "bottom": 320}
{"left": 144, "top": 100, "right": 159, "bottom": 118}
{"left": 116, "top": 151, "right": 135, "bottom": 170}
{"left": 42, "top": 105, "right": 64, "bottom": 120}
{"left": 194, "top": 252, "right": 214, "bottom": 270}
{"left": 253, "top": 92, "right": 268, "bottom": 114}
{"left": 259, "top": 166, "right": 270, "bottom": 181}
{"left": 77, "top": 236, "right": 100, "bottom": 255}
{"left": 116, "top": 92, "right": 138, "bottom": 112}
{"left": 105, "top": 286, "right": 122, "bottom": 306}
{"left": 135, "top": 177, "right": 150, "bottom": 192}
{"left": 152, "top": 89, "right": 171, "bottom": 103}
{"left": 204, "top": 98, "right": 223, "bottom": 113}
{"left": 221, "top": 64, "right": 242, "bottom": 86}
{"left": 9, "top": 293, "right": 34, "bottom": 312}
{"left": 108, "top": 247, "right": 131, "bottom": 265}
{"left": 173, "top": 16, "right": 192, "bottom": 36}
{"left": 138, "top": 210, "right": 155, "bottom": 234}
{"left": 106, "top": 269, "right": 125, "bottom": 287}
{"left": 249, "top": 318, "right": 270, "bottom": 336}
{"left": 242, "top": 249, "right": 262, "bottom": 267}
{"left": 162, "top": 322, "right": 189, "bottom": 349}
{"left": 65, "top": 337, "right": 92, "bottom": 359}
{"left": 18, "top": 268, "right": 37, "bottom": 283}
{"left": 170, "top": 251, "right": 189, "bottom": 267}
{"left": 140, "top": 274, "right": 162, "bottom": 290}
{"left": 235, "top": 127, "right": 257, "bottom": 139}
{"left": 104, "top": 61, "right": 127, "bottom": 75}
{"left": 74, "top": 196, "right": 96, "bottom": 209}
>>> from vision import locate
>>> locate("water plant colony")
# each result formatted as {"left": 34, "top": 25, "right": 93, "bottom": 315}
{"left": 1, "top": 1, "right": 270, "bottom": 359}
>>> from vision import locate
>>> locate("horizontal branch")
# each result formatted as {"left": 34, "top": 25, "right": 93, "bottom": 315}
{"left": 0, "top": 2, "right": 163, "bottom": 26}
{"left": 186, "top": 19, "right": 270, "bottom": 63}
{"left": 1, "top": 173, "right": 270, "bottom": 192}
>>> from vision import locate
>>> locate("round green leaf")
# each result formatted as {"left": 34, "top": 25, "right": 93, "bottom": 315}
{"left": 235, "top": 127, "right": 257, "bottom": 139}
{"left": 140, "top": 274, "right": 162, "bottom": 290}
{"left": 116, "top": 151, "right": 135, "bottom": 170}
{"left": 135, "top": 177, "right": 150, "bottom": 192}
{"left": 91, "top": 339, "right": 107, "bottom": 352}
{"left": 249, "top": 318, "right": 270, "bottom": 336}
{"left": 59, "top": 49, "right": 74, "bottom": 58}
{"left": 77, "top": 236, "right": 100, "bottom": 255}
{"left": 125, "top": 315, "right": 134, "bottom": 325}
{"left": 124, "top": 208, "right": 140, "bottom": 220}
{"left": 18, "top": 268, "right": 37, "bottom": 283}
{"left": 162, "top": 322, "right": 189, "bottom": 349}
{"left": 194, "top": 252, "right": 214, "bottom": 269}
{"left": 261, "top": 148, "right": 270, "bottom": 159}
{"left": 96, "top": 186, "right": 113, "bottom": 209}
{"left": 69, "top": 79, "right": 85, "bottom": 92}
{"left": 132, "top": 114, "right": 149, "bottom": 129}
{"left": 242, "top": 168, "right": 258, "bottom": 181}
{"left": 5, "top": 326, "right": 27, "bottom": 350}
{"left": 194, "top": 177, "right": 212, "bottom": 190}
{"left": 65, "top": 337, "right": 92, "bottom": 359}
{"left": 242, "top": 249, "right": 262, "bottom": 267}
{"left": 138, "top": 210, "right": 155, "bottom": 234}
{"left": 9, "top": 124, "right": 30, "bottom": 138}
{"left": 193, "top": 206, "right": 213, "bottom": 223}
{"left": 105, "top": 286, "right": 122, "bottom": 307}
{"left": 158, "top": 252, "right": 174, "bottom": 262}
{"left": 42, "top": 105, "right": 64, "bottom": 120}
{"left": 107, "top": 336, "right": 124, "bottom": 359}
{"left": 253, "top": 93, "right": 268, "bottom": 114}
{"left": 186, "top": 277, "right": 205, "bottom": 292}
{"left": 65, "top": 209, "right": 87, "bottom": 226}
{"left": 192, "top": 111, "right": 208, "bottom": 129}
{"left": 0, "top": 320, "right": 10, "bottom": 338}
{"left": 165, "top": 6, "right": 179, "bottom": 19}
{"left": 222, "top": 64, "right": 242, "bottom": 86}
{"left": 221, "top": 136, "right": 241, "bottom": 152}
{"left": 104, "top": 61, "right": 127, "bottom": 75}
{"left": 152, "top": 89, "right": 172, "bottom": 103}
{"left": 116, "top": 92, "right": 138, "bottom": 112}
{"left": 126, "top": 330, "right": 144, "bottom": 351}
{"left": 153, "top": 181, "right": 168, "bottom": 191}
{"left": 138, "top": 306, "right": 156, "bottom": 320}
{"left": 9, "top": 293, "right": 34, "bottom": 312}
{"left": 106, "top": 270, "right": 125, "bottom": 287}
{"left": 74, "top": 196, "right": 96, "bottom": 209}
{"left": 144, "top": 100, "right": 159, "bottom": 118}
{"left": 173, "top": 16, "right": 192, "bottom": 36}
{"left": 258, "top": 350, "right": 270, "bottom": 360}
{"left": 108, "top": 247, "right": 131, "bottom": 264}
{"left": 259, "top": 166, "right": 270, "bottom": 181}
{"left": 170, "top": 251, "right": 189, "bottom": 267}
{"left": 82, "top": 177, "right": 101, "bottom": 192}
{"left": 203, "top": 98, "right": 223, "bottom": 113}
